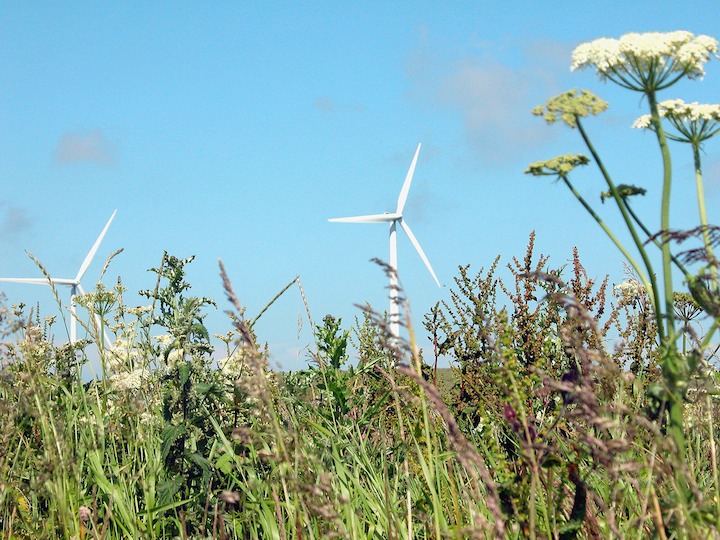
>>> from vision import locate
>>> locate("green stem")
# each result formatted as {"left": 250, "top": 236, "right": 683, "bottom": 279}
{"left": 648, "top": 91, "right": 676, "bottom": 343}
{"left": 623, "top": 201, "right": 690, "bottom": 278}
{"left": 562, "top": 177, "right": 652, "bottom": 291}
{"left": 576, "top": 118, "right": 665, "bottom": 342}
{"left": 648, "top": 91, "right": 688, "bottom": 465}
{"left": 700, "top": 319, "right": 719, "bottom": 351}
{"left": 693, "top": 142, "right": 718, "bottom": 284}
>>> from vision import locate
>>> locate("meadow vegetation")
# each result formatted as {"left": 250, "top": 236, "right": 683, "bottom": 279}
{"left": 2, "top": 30, "right": 720, "bottom": 539}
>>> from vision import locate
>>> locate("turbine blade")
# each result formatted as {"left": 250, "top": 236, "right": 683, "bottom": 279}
{"left": 329, "top": 213, "right": 401, "bottom": 223}
{"left": 400, "top": 220, "right": 441, "bottom": 287}
{"left": 0, "top": 277, "right": 77, "bottom": 288}
{"left": 0, "top": 277, "right": 50, "bottom": 285}
{"left": 76, "top": 210, "right": 116, "bottom": 282}
{"left": 396, "top": 143, "right": 421, "bottom": 215}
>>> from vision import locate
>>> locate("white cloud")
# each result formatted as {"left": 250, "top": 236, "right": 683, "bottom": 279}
{"left": 0, "top": 202, "right": 32, "bottom": 236}
{"left": 313, "top": 96, "right": 365, "bottom": 115}
{"left": 54, "top": 129, "right": 116, "bottom": 165}
{"left": 407, "top": 37, "right": 574, "bottom": 164}
{"left": 314, "top": 96, "right": 335, "bottom": 113}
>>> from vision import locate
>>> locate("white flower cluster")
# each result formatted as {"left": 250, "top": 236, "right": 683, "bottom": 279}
{"left": 633, "top": 99, "right": 720, "bottom": 127}
{"left": 572, "top": 31, "right": 718, "bottom": 86}
{"left": 125, "top": 304, "right": 152, "bottom": 317}
{"left": 106, "top": 337, "right": 141, "bottom": 373}
{"left": 153, "top": 334, "right": 174, "bottom": 346}
{"left": 218, "top": 349, "right": 250, "bottom": 380}
{"left": 613, "top": 280, "right": 646, "bottom": 302}
{"left": 109, "top": 368, "right": 150, "bottom": 391}
{"left": 153, "top": 334, "right": 186, "bottom": 368}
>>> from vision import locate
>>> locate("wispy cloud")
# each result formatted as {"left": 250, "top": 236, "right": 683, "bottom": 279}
{"left": 314, "top": 96, "right": 335, "bottom": 113}
{"left": 407, "top": 36, "right": 574, "bottom": 164}
{"left": 54, "top": 129, "right": 117, "bottom": 165}
{"left": 313, "top": 96, "right": 365, "bottom": 115}
{"left": 0, "top": 202, "right": 32, "bottom": 236}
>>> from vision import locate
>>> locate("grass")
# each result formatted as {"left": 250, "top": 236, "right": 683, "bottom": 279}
{"left": 0, "top": 241, "right": 719, "bottom": 539}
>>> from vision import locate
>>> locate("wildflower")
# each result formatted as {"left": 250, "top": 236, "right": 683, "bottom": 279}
{"left": 153, "top": 334, "right": 174, "bottom": 346}
{"left": 525, "top": 154, "right": 590, "bottom": 178}
{"left": 532, "top": 89, "right": 608, "bottom": 128}
{"left": 106, "top": 338, "right": 140, "bottom": 372}
{"left": 600, "top": 184, "right": 646, "bottom": 203}
{"left": 571, "top": 31, "right": 718, "bottom": 91}
{"left": 126, "top": 304, "right": 152, "bottom": 317}
{"left": 218, "top": 349, "right": 251, "bottom": 380}
{"left": 219, "top": 490, "right": 241, "bottom": 504}
{"left": 78, "top": 505, "right": 92, "bottom": 522}
{"left": 75, "top": 284, "right": 116, "bottom": 314}
{"left": 633, "top": 99, "right": 720, "bottom": 143}
{"left": 16, "top": 492, "right": 30, "bottom": 517}
{"left": 673, "top": 291, "right": 702, "bottom": 321}
{"left": 109, "top": 368, "right": 149, "bottom": 391}
{"left": 613, "top": 280, "right": 646, "bottom": 302}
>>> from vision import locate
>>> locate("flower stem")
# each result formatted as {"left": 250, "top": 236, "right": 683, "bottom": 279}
{"left": 561, "top": 176, "right": 651, "bottom": 293}
{"left": 693, "top": 142, "right": 718, "bottom": 284}
{"left": 648, "top": 91, "right": 676, "bottom": 343}
{"left": 576, "top": 118, "right": 665, "bottom": 342}
{"left": 623, "top": 201, "right": 690, "bottom": 278}
{"left": 648, "top": 91, "right": 688, "bottom": 463}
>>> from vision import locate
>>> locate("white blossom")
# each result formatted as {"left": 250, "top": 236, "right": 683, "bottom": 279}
{"left": 218, "top": 350, "right": 248, "bottom": 380}
{"left": 106, "top": 338, "right": 140, "bottom": 372}
{"left": 572, "top": 31, "right": 718, "bottom": 91}
{"left": 109, "top": 368, "right": 149, "bottom": 391}
{"left": 126, "top": 305, "right": 152, "bottom": 317}
{"left": 631, "top": 115, "right": 652, "bottom": 129}
{"left": 633, "top": 99, "right": 720, "bottom": 142}
{"left": 153, "top": 334, "right": 174, "bottom": 346}
{"left": 613, "top": 280, "right": 646, "bottom": 302}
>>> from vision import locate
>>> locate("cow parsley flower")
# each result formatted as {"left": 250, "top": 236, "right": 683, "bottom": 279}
{"left": 633, "top": 99, "right": 720, "bottom": 143}
{"left": 106, "top": 338, "right": 140, "bottom": 372}
{"left": 525, "top": 154, "right": 590, "bottom": 178}
{"left": 613, "top": 279, "right": 646, "bottom": 302}
{"left": 600, "top": 184, "right": 646, "bottom": 203}
{"left": 110, "top": 368, "right": 149, "bottom": 391}
{"left": 154, "top": 334, "right": 174, "bottom": 346}
{"left": 572, "top": 31, "right": 718, "bottom": 91}
{"left": 532, "top": 89, "right": 608, "bottom": 128}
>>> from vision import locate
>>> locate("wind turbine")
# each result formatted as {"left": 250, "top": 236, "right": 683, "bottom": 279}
{"left": 0, "top": 210, "right": 117, "bottom": 344}
{"left": 329, "top": 143, "right": 440, "bottom": 339}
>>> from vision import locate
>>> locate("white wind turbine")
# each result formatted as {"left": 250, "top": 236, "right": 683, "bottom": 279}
{"left": 0, "top": 210, "right": 117, "bottom": 344}
{"left": 329, "top": 144, "right": 440, "bottom": 339}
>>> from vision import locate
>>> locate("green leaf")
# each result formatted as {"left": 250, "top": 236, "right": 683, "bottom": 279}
{"left": 179, "top": 362, "right": 191, "bottom": 385}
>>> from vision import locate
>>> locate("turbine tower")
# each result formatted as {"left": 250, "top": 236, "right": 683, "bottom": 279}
{"left": 329, "top": 144, "right": 440, "bottom": 339}
{"left": 0, "top": 210, "right": 117, "bottom": 344}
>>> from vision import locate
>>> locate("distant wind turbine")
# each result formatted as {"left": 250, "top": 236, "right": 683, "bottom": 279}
{"left": 0, "top": 210, "right": 117, "bottom": 344}
{"left": 329, "top": 144, "right": 440, "bottom": 339}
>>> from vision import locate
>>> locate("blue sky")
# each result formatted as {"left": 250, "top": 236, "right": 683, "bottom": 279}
{"left": 1, "top": 2, "right": 719, "bottom": 370}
